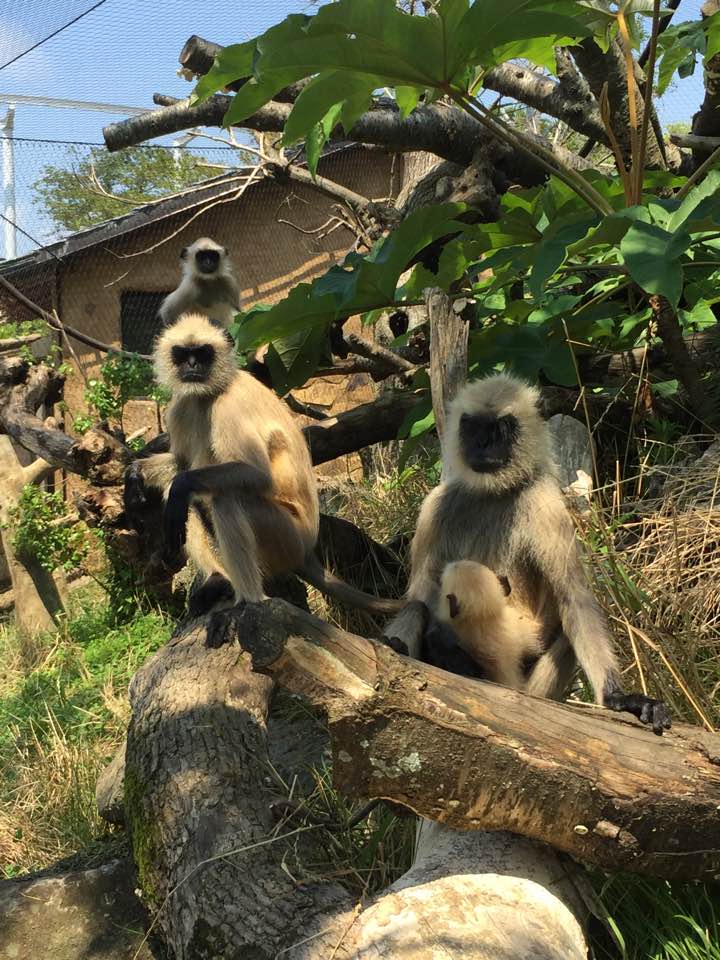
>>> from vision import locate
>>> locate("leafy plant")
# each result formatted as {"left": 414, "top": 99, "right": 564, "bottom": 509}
{"left": 193, "top": 0, "right": 720, "bottom": 441}
{"left": 9, "top": 486, "right": 88, "bottom": 573}
{"left": 76, "top": 353, "right": 169, "bottom": 432}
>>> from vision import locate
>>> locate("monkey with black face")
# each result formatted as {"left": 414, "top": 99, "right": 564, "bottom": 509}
{"left": 384, "top": 374, "right": 671, "bottom": 734}
{"left": 127, "top": 312, "right": 402, "bottom": 619}
{"left": 159, "top": 237, "right": 241, "bottom": 328}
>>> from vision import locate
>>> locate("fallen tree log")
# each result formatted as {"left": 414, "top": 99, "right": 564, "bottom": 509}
{"left": 232, "top": 598, "right": 720, "bottom": 881}
{"left": 123, "top": 608, "right": 590, "bottom": 959}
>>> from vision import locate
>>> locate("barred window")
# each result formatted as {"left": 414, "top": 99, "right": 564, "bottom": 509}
{"left": 120, "top": 291, "right": 169, "bottom": 355}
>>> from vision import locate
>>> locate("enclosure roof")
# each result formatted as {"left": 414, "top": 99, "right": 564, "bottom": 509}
{"left": 0, "top": 141, "right": 363, "bottom": 281}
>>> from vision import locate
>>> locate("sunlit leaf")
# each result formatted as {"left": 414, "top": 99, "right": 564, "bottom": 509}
{"left": 620, "top": 221, "right": 691, "bottom": 306}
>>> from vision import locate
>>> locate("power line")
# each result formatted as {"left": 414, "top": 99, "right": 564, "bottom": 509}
{"left": 0, "top": 1, "right": 112, "bottom": 72}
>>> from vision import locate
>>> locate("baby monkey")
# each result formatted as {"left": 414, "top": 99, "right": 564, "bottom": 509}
{"left": 437, "top": 561, "right": 542, "bottom": 690}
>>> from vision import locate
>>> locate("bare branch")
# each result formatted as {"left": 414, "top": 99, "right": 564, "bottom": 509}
{"left": 484, "top": 61, "right": 606, "bottom": 143}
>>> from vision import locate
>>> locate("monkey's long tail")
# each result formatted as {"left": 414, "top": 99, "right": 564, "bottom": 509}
{"left": 300, "top": 554, "right": 404, "bottom": 616}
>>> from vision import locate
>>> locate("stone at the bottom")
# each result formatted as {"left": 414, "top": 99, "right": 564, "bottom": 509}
{"left": 0, "top": 858, "right": 157, "bottom": 960}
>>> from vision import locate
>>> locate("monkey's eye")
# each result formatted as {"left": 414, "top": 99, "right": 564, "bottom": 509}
{"left": 171, "top": 346, "right": 190, "bottom": 364}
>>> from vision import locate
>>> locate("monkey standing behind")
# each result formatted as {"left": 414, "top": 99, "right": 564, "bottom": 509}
{"left": 159, "top": 237, "right": 240, "bottom": 328}
{"left": 127, "top": 312, "right": 402, "bottom": 618}
{"left": 437, "top": 561, "right": 542, "bottom": 689}
{"left": 384, "top": 373, "right": 671, "bottom": 734}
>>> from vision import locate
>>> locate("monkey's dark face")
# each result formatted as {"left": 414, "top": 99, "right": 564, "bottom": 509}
{"left": 194, "top": 248, "right": 221, "bottom": 275}
{"left": 171, "top": 344, "right": 216, "bottom": 383}
{"left": 459, "top": 412, "right": 519, "bottom": 473}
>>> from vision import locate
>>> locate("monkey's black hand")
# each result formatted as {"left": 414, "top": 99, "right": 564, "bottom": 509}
{"left": 605, "top": 691, "right": 672, "bottom": 735}
{"left": 188, "top": 572, "right": 235, "bottom": 618}
{"left": 163, "top": 472, "right": 192, "bottom": 557}
{"left": 380, "top": 634, "right": 409, "bottom": 655}
{"left": 423, "top": 618, "right": 485, "bottom": 679}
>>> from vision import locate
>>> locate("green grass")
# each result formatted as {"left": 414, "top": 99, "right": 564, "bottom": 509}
{"left": 0, "top": 588, "right": 173, "bottom": 876}
{"left": 591, "top": 874, "right": 720, "bottom": 960}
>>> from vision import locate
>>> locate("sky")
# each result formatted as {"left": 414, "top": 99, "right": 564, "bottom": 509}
{"left": 0, "top": 0, "right": 710, "bottom": 259}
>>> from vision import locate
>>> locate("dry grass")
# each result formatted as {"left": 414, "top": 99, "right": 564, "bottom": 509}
{"left": 580, "top": 450, "right": 720, "bottom": 729}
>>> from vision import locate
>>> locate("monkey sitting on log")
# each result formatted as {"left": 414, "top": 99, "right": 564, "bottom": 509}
{"left": 125, "top": 312, "right": 402, "bottom": 620}
{"left": 383, "top": 374, "right": 671, "bottom": 734}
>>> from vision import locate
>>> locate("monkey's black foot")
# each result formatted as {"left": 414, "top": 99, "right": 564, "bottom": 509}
{"left": 124, "top": 461, "right": 149, "bottom": 513}
{"left": 189, "top": 572, "right": 235, "bottom": 617}
{"left": 205, "top": 603, "right": 246, "bottom": 649}
{"left": 605, "top": 691, "right": 672, "bottom": 735}
{"left": 380, "top": 634, "right": 409, "bottom": 655}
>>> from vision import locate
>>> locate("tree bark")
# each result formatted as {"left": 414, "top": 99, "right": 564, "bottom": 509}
{"left": 124, "top": 616, "right": 351, "bottom": 959}
{"left": 426, "top": 289, "right": 469, "bottom": 441}
{"left": 231, "top": 598, "right": 720, "bottom": 881}
{"left": 648, "top": 295, "right": 719, "bottom": 428}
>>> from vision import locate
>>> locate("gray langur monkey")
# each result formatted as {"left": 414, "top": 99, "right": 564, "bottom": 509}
{"left": 383, "top": 373, "right": 671, "bottom": 734}
{"left": 159, "top": 237, "right": 240, "bottom": 328}
{"left": 126, "top": 312, "right": 402, "bottom": 618}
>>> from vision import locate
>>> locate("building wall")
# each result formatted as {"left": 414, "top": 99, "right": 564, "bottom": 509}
{"left": 59, "top": 148, "right": 401, "bottom": 484}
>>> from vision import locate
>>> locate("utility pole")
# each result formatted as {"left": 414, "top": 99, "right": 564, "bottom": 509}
{"left": 1, "top": 104, "right": 16, "bottom": 260}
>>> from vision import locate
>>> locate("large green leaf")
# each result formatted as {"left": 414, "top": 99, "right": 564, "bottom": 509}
{"left": 450, "top": 0, "right": 590, "bottom": 73}
{"left": 192, "top": 40, "right": 257, "bottom": 104}
{"left": 529, "top": 212, "right": 599, "bottom": 299}
{"left": 265, "top": 325, "right": 327, "bottom": 395}
{"left": 282, "top": 72, "right": 375, "bottom": 145}
{"left": 233, "top": 286, "right": 337, "bottom": 350}
{"left": 620, "top": 221, "right": 691, "bottom": 306}
{"left": 234, "top": 203, "right": 466, "bottom": 351}
{"left": 667, "top": 169, "right": 720, "bottom": 235}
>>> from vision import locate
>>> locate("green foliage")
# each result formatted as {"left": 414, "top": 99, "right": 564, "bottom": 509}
{"left": 77, "top": 352, "right": 167, "bottom": 432}
{"left": 0, "top": 317, "right": 47, "bottom": 340}
{"left": 193, "top": 0, "right": 597, "bottom": 174}
{"left": 592, "top": 873, "right": 720, "bottom": 960}
{"left": 655, "top": 11, "right": 720, "bottom": 96}
{"left": 9, "top": 485, "right": 88, "bottom": 573}
{"left": 32, "top": 146, "right": 210, "bottom": 233}
{"left": 0, "top": 592, "right": 172, "bottom": 874}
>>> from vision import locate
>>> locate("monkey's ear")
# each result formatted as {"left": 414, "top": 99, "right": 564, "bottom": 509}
{"left": 497, "top": 575, "right": 511, "bottom": 597}
{"left": 446, "top": 593, "right": 460, "bottom": 618}
{"left": 180, "top": 247, "right": 188, "bottom": 260}
{"left": 222, "top": 246, "right": 229, "bottom": 256}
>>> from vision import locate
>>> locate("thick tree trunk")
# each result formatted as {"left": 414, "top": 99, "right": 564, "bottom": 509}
{"left": 124, "top": 616, "right": 351, "bottom": 959}
{"left": 121, "top": 600, "right": 720, "bottom": 958}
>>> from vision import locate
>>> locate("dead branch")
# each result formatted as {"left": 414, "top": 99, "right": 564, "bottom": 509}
{"left": 343, "top": 332, "right": 417, "bottom": 381}
{"left": 178, "top": 34, "right": 310, "bottom": 102}
{"left": 427, "top": 289, "right": 470, "bottom": 439}
{"left": 0, "top": 359, "right": 132, "bottom": 483}
{"left": 303, "top": 390, "right": 426, "bottom": 464}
